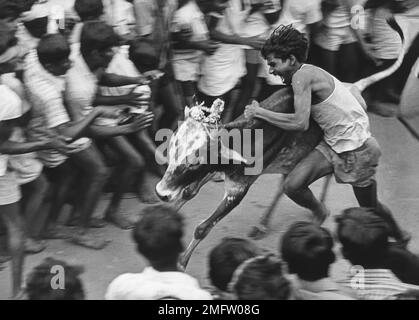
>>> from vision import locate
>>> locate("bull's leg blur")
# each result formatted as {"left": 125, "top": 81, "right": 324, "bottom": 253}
{"left": 179, "top": 176, "right": 255, "bottom": 269}
{"left": 284, "top": 149, "right": 334, "bottom": 224}
{"left": 249, "top": 174, "right": 285, "bottom": 240}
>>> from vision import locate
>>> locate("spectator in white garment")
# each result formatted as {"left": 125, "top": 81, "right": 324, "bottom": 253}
{"left": 105, "top": 205, "right": 212, "bottom": 300}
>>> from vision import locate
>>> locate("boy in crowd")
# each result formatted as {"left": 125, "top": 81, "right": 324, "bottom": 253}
{"left": 281, "top": 221, "right": 356, "bottom": 299}
{"left": 25, "top": 33, "right": 144, "bottom": 239}
{"left": 65, "top": 21, "right": 156, "bottom": 232}
{"left": 0, "top": 22, "right": 75, "bottom": 298}
{"left": 229, "top": 254, "right": 293, "bottom": 300}
{"left": 26, "top": 257, "right": 85, "bottom": 300}
{"left": 171, "top": 0, "right": 219, "bottom": 107}
{"left": 127, "top": 0, "right": 184, "bottom": 130}
{"left": 208, "top": 237, "right": 261, "bottom": 299}
{"left": 336, "top": 207, "right": 419, "bottom": 299}
{"left": 197, "top": 0, "right": 265, "bottom": 123}
{"left": 244, "top": 25, "right": 408, "bottom": 245}
{"left": 105, "top": 205, "right": 212, "bottom": 300}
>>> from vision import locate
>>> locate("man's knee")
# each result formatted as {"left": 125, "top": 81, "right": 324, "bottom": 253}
{"left": 283, "top": 177, "right": 303, "bottom": 197}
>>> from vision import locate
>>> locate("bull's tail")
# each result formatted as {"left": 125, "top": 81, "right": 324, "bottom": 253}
{"left": 354, "top": 17, "right": 405, "bottom": 92}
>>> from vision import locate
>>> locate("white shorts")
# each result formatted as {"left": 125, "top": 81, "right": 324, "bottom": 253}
{"left": 172, "top": 58, "right": 201, "bottom": 82}
{"left": 313, "top": 26, "right": 357, "bottom": 52}
{"left": 0, "top": 171, "right": 21, "bottom": 206}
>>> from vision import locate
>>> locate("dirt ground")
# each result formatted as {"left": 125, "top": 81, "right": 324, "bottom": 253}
{"left": 1, "top": 114, "right": 419, "bottom": 299}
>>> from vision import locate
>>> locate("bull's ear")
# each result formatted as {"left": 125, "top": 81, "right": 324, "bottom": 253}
{"left": 185, "top": 106, "right": 191, "bottom": 119}
{"left": 220, "top": 143, "right": 248, "bottom": 164}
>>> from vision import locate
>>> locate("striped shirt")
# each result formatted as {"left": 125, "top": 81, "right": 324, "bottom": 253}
{"left": 338, "top": 269, "right": 419, "bottom": 300}
{"left": 24, "top": 56, "right": 91, "bottom": 167}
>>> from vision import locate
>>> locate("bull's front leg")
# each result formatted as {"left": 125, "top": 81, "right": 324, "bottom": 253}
{"left": 179, "top": 176, "right": 255, "bottom": 270}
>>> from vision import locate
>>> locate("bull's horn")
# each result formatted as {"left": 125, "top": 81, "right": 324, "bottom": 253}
{"left": 353, "top": 17, "right": 405, "bottom": 92}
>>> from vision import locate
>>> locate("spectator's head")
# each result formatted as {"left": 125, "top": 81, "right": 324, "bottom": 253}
{"left": 261, "top": 24, "right": 308, "bottom": 83}
{"left": 208, "top": 237, "right": 260, "bottom": 292}
{"left": 336, "top": 207, "right": 391, "bottom": 268}
{"left": 132, "top": 205, "right": 184, "bottom": 270}
{"left": 26, "top": 257, "right": 85, "bottom": 300}
{"left": 37, "top": 34, "right": 72, "bottom": 76}
{"left": 205, "top": 0, "right": 229, "bottom": 14}
{"left": 0, "top": 0, "right": 26, "bottom": 35}
{"left": 129, "top": 37, "right": 160, "bottom": 74}
{"left": 80, "top": 20, "right": 118, "bottom": 70}
{"left": 74, "top": 0, "right": 104, "bottom": 22}
{"left": 281, "top": 221, "right": 335, "bottom": 281}
{"left": 0, "top": 21, "right": 25, "bottom": 75}
{"left": 20, "top": 2, "right": 50, "bottom": 39}
{"left": 229, "top": 255, "right": 292, "bottom": 300}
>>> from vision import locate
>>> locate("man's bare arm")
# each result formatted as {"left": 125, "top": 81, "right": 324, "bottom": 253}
{"left": 254, "top": 72, "right": 312, "bottom": 131}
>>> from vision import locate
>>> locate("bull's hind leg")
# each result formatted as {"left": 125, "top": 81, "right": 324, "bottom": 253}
{"left": 179, "top": 176, "right": 255, "bottom": 270}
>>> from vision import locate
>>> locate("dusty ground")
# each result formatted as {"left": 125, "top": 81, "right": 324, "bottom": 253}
{"left": 1, "top": 114, "right": 419, "bottom": 299}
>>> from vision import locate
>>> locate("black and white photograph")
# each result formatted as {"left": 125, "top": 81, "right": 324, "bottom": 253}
{"left": 0, "top": 0, "right": 419, "bottom": 304}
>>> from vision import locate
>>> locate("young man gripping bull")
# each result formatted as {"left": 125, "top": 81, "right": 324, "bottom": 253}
{"left": 244, "top": 25, "right": 409, "bottom": 245}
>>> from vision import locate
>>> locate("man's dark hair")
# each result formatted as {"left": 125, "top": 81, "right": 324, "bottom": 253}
{"left": 23, "top": 16, "right": 49, "bottom": 39}
{"left": 132, "top": 205, "right": 184, "bottom": 263}
{"left": 0, "top": 20, "right": 17, "bottom": 55}
{"left": 261, "top": 24, "right": 308, "bottom": 62}
{"left": 74, "top": 0, "right": 104, "bottom": 21}
{"left": 336, "top": 207, "right": 391, "bottom": 268}
{"left": 233, "top": 255, "right": 291, "bottom": 300}
{"left": 80, "top": 20, "right": 119, "bottom": 57}
{"left": 37, "top": 34, "right": 70, "bottom": 66}
{"left": 26, "top": 257, "right": 85, "bottom": 300}
{"left": 208, "top": 237, "right": 260, "bottom": 291}
{"left": 129, "top": 37, "right": 160, "bottom": 72}
{"left": 281, "top": 221, "right": 335, "bottom": 281}
{"left": 0, "top": 0, "right": 27, "bottom": 20}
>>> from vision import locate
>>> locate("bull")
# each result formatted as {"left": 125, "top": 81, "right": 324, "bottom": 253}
{"left": 156, "top": 19, "right": 406, "bottom": 269}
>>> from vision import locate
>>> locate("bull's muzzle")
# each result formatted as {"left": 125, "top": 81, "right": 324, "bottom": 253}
{"left": 155, "top": 181, "right": 177, "bottom": 202}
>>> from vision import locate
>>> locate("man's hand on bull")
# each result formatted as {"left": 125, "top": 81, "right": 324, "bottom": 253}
{"left": 244, "top": 100, "right": 262, "bottom": 120}
{"left": 123, "top": 112, "right": 154, "bottom": 134}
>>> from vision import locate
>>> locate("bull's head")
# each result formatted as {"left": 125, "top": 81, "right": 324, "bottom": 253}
{"left": 156, "top": 100, "right": 247, "bottom": 205}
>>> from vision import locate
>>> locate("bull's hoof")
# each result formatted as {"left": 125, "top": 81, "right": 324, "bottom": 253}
{"left": 248, "top": 225, "right": 269, "bottom": 240}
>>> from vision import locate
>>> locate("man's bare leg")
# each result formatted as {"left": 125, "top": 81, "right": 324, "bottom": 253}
{"left": 102, "top": 136, "right": 144, "bottom": 229}
{"left": 0, "top": 203, "right": 25, "bottom": 298}
{"left": 284, "top": 150, "right": 334, "bottom": 224}
{"left": 69, "top": 145, "right": 110, "bottom": 249}
{"left": 353, "top": 181, "right": 410, "bottom": 245}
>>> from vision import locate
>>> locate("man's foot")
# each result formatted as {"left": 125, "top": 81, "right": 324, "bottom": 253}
{"left": 25, "top": 239, "right": 47, "bottom": 255}
{"left": 68, "top": 233, "right": 111, "bottom": 250}
{"left": 105, "top": 214, "right": 134, "bottom": 230}
{"left": 66, "top": 217, "right": 107, "bottom": 228}
{"left": 42, "top": 225, "right": 73, "bottom": 240}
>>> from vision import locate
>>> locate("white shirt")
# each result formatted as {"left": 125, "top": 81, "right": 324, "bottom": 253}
{"left": 24, "top": 56, "right": 91, "bottom": 167}
{"left": 198, "top": 0, "right": 247, "bottom": 96}
{"left": 105, "top": 267, "right": 213, "bottom": 300}
{"left": 65, "top": 54, "right": 99, "bottom": 119}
